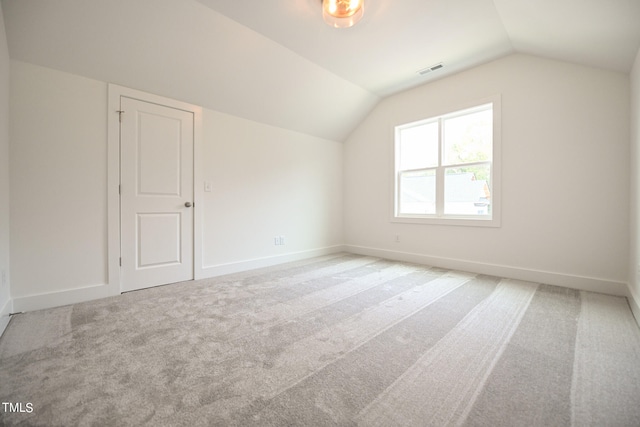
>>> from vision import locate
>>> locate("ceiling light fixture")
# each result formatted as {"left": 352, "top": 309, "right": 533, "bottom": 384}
{"left": 322, "top": 0, "right": 364, "bottom": 29}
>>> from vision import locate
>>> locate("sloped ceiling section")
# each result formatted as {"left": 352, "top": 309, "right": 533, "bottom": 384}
{"left": 3, "top": 0, "right": 640, "bottom": 141}
{"left": 493, "top": 0, "right": 640, "bottom": 72}
{"left": 195, "top": 0, "right": 516, "bottom": 97}
{"left": 195, "top": 0, "right": 640, "bottom": 96}
{"left": 1, "top": 0, "right": 378, "bottom": 141}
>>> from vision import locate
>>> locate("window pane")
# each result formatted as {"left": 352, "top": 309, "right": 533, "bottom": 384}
{"left": 443, "top": 108, "right": 492, "bottom": 166}
{"left": 444, "top": 164, "right": 491, "bottom": 216}
{"left": 399, "top": 122, "right": 439, "bottom": 170}
{"left": 399, "top": 170, "right": 436, "bottom": 214}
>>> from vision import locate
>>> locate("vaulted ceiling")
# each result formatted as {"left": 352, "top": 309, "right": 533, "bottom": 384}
{"left": 2, "top": 0, "right": 640, "bottom": 141}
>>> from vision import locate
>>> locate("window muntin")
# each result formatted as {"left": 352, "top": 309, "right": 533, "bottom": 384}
{"left": 394, "top": 101, "right": 498, "bottom": 225}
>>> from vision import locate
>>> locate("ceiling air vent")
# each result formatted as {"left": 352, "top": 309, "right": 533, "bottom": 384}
{"left": 417, "top": 62, "right": 444, "bottom": 76}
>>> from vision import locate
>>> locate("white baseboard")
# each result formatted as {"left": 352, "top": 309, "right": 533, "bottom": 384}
{"left": 9, "top": 246, "right": 346, "bottom": 314}
{"left": 10, "top": 244, "right": 635, "bottom": 329}
{"left": 12, "top": 283, "right": 115, "bottom": 314}
{"left": 198, "top": 245, "right": 346, "bottom": 279}
{"left": 345, "top": 245, "right": 629, "bottom": 297}
{"left": 626, "top": 285, "right": 640, "bottom": 328}
{"left": 0, "top": 297, "right": 12, "bottom": 337}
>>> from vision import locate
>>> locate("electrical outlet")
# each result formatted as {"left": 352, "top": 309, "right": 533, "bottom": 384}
{"left": 274, "top": 236, "right": 286, "bottom": 246}
{"left": 395, "top": 234, "right": 400, "bottom": 243}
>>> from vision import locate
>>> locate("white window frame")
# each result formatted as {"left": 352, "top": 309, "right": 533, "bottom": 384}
{"left": 392, "top": 95, "right": 501, "bottom": 227}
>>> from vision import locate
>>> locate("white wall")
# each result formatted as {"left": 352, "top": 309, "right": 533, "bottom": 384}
{"left": 345, "top": 53, "right": 630, "bottom": 295}
{"left": 9, "top": 60, "right": 344, "bottom": 310}
{"left": 0, "top": 2, "right": 11, "bottom": 333}
{"left": 630, "top": 47, "right": 640, "bottom": 321}
{"left": 200, "top": 110, "right": 343, "bottom": 275}
{"left": 10, "top": 61, "right": 108, "bottom": 302}
{"left": 7, "top": 53, "right": 634, "bottom": 312}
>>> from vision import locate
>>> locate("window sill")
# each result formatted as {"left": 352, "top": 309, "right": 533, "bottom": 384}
{"left": 391, "top": 215, "right": 501, "bottom": 228}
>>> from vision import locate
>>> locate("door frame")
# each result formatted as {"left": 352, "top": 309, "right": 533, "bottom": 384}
{"left": 107, "top": 84, "right": 203, "bottom": 294}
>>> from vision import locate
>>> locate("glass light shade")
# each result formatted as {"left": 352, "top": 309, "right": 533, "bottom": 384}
{"left": 322, "top": 0, "right": 364, "bottom": 28}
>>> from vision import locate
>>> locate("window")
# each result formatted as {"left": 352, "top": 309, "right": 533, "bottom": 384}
{"left": 393, "top": 97, "right": 500, "bottom": 226}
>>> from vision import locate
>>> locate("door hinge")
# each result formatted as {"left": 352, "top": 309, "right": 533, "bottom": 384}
{"left": 119, "top": 184, "right": 121, "bottom": 195}
{"left": 117, "top": 110, "right": 125, "bottom": 123}
{"left": 119, "top": 257, "right": 122, "bottom": 267}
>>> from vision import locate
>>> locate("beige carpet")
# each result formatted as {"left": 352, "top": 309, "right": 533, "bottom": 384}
{"left": 0, "top": 254, "right": 639, "bottom": 426}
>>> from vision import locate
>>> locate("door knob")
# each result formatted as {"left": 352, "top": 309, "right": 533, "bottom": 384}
{"left": 185, "top": 202, "right": 193, "bottom": 208}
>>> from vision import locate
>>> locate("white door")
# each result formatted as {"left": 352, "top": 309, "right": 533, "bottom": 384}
{"left": 120, "top": 96, "right": 194, "bottom": 292}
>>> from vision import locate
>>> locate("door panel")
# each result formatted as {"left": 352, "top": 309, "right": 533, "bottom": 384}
{"left": 137, "top": 213, "right": 182, "bottom": 268}
{"left": 120, "top": 96, "right": 194, "bottom": 292}
{"left": 137, "top": 112, "right": 182, "bottom": 196}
